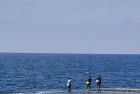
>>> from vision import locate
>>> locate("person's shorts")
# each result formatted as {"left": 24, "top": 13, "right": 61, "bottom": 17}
{"left": 68, "top": 85, "right": 71, "bottom": 88}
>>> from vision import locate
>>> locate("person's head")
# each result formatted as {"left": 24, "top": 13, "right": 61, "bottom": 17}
{"left": 68, "top": 77, "right": 71, "bottom": 79}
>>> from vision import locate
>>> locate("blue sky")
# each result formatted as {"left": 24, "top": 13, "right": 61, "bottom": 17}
{"left": 0, "top": 0, "right": 140, "bottom": 54}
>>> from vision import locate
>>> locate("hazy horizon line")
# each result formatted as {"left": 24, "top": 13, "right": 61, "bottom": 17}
{"left": 0, "top": 52, "right": 140, "bottom": 55}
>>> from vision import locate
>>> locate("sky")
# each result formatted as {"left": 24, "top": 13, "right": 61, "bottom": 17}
{"left": 0, "top": 0, "right": 140, "bottom": 54}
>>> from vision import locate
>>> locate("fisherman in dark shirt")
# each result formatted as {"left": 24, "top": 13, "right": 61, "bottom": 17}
{"left": 96, "top": 75, "right": 102, "bottom": 90}
{"left": 86, "top": 76, "right": 92, "bottom": 89}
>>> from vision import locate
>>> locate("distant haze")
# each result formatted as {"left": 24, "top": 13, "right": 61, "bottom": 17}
{"left": 0, "top": 0, "right": 140, "bottom": 54}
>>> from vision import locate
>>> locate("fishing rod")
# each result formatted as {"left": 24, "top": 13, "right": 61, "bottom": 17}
{"left": 89, "top": 44, "right": 91, "bottom": 77}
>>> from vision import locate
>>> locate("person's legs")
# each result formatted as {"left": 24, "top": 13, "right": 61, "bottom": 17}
{"left": 99, "top": 83, "right": 101, "bottom": 90}
{"left": 86, "top": 83, "right": 89, "bottom": 89}
{"left": 89, "top": 83, "right": 91, "bottom": 88}
{"left": 87, "top": 84, "right": 88, "bottom": 88}
{"left": 68, "top": 85, "right": 71, "bottom": 92}
{"left": 97, "top": 83, "right": 99, "bottom": 90}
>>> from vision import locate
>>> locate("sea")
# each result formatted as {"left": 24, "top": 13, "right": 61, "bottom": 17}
{"left": 0, "top": 53, "right": 140, "bottom": 94}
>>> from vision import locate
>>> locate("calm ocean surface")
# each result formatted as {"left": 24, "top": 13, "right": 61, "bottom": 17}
{"left": 0, "top": 53, "right": 140, "bottom": 93}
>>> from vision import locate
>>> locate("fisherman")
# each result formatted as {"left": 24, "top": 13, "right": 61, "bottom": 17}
{"left": 86, "top": 76, "right": 92, "bottom": 89}
{"left": 67, "top": 77, "right": 71, "bottom": 92}
{"left": 96, "top": 75, "right": 102, "bottom": 90}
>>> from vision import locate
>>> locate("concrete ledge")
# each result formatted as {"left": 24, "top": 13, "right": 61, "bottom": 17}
{"left": 83, "top": 88, "right": 140, "bottom": 93}
{"left": 4, "top": 88, "right": 140, "bottom": 94}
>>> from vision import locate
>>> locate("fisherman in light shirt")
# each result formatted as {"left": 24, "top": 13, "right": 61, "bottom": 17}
{"left": 67, "top": 77, "right": 71, "bottom": 92}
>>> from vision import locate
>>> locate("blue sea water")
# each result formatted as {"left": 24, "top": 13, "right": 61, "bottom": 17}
{"left": 0, "top": 53, "right": 140, "bottom": 93}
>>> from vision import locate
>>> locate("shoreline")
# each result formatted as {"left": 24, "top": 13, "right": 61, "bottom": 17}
{"left": 1, "top": 88, "right": 140, "bottom": 94}
{"left": 83, "top": 88, "right": 140, "bottom": 92}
